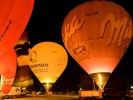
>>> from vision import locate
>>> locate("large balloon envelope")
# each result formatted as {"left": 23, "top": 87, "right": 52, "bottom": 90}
{"left": 0, "top": 0, "right": 34, "bottom": 55}
{"left": 62, "top": 1, "right": 133, "bottom": 89}
{"left": 0, "top": 48, "right": 17, "bottom": 94}
{"left": 29, "top": 42, "right": 68, "bottom": 91}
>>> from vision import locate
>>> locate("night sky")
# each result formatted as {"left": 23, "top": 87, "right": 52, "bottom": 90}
{"left": 26, "top": 0, "right": 133, "bottom": 91}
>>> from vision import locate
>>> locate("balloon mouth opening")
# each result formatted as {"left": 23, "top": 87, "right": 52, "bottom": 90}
{"left": 90, "top": 72, "right": 111, "bottom": 90}
{"left": 42, "top": 82, "right": 54, "bottom": 92}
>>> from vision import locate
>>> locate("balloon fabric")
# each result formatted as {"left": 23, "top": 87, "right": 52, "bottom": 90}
{"left": 0, "top": 0, "right": 34, "bottom": 94}
{"left": 0, "top": 0, "right": 34, "bottom": 55}
{"left": 0, "top": 48, "right": 17, "bottom": 94}
{"left": 62, "top": 1, "right": 133, "bottom": 89}
{"left": 29, "top": 42, "right": 68, "bottom": 91}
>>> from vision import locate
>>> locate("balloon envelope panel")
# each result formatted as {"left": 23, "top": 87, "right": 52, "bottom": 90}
{"left": 0, "top": 0, "right": 34, "bottom": 55}
{"left": 0, "top": 49, "right": 17, "bottom": 94}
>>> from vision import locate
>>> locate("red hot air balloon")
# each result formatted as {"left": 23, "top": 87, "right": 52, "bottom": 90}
{"left": 0, "top": 0, "right": 34, "bottom": 55}
{"left": 62, "top": 1, "right": 133, "bottom": 89}
{"left": 0, "top": 48, "right": 17, "bottom": 94}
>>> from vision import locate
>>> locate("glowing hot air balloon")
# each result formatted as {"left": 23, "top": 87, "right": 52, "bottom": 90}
{"left": 29, "top": 42, "right": 68, "bottom": 92}
{"left": 0, "top": 48, "right": 17, "bottom": 94}
{"left": 0, "top": 0, "right": 34, "bottom": 55}
{"left": 62, "top": 1, "right": 133, "bottom": 89}
{"left": 14, "top": 31, "right": 33, "bottom": 88}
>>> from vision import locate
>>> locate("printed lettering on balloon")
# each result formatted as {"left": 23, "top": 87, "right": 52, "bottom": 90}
{"left": 72, "top": 41, "right": 92, "bottom": 61}
{"left": 29, "top": 50, "right": 48, "bottom": 69}
{"left": 100, "top": 13, "right": 132, "bottom": 46}
{"left": 73, "top": 44, "right": 86, "bottom": 56}
{"left": 85, "top": 9, "right": 98, "bottom": 16}
{"left": 1, "top": 76, "right": 14, "bottom": 85}
{"left": 63, "top": 16, "right": 84, "bottom": 48}
{"left": 32, "top": 68, "right": 48, "bottom": 73}
{"left": 0, "top": 20, "right": 12, "bottom": 41}
{"left": 30, "top": 63, "right": 48, "bottom": 68}
{"left": 29, "top": 51, "right": 37, "bottom": 63}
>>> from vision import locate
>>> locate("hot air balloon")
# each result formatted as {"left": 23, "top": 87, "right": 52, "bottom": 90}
{"left": 13, "top": 30, "right": 33, "bottom": 89}
{"left": 62, "top": 1, "right": 133, "bottom": 90}
{"left": 14, "top": 50, "right": 33, "bottom": 88}
{"left": 29, "top": 42, "right": 68, "bottom": 92}
{"left": 0, "top": 0, "right": 34, "bottom": 55}
{"left": 0, "top": 48, "right": 17, "bottom": 94}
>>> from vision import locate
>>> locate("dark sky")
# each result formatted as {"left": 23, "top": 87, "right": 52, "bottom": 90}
{"left": 26, "top": 0, "right": 133, "bottom": 91}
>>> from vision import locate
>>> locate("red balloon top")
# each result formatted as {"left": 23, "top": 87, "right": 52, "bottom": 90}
{"left": 0, "top": 0, "right": 34, "bottom": 55}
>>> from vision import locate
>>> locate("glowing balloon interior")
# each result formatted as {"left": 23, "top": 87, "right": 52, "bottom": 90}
{"left": 62, "top": 1, "right": 133, "bottom": 89}
{"left": 0, "top": 0, "right": 34, "bottom": 55}
{"left": 29, "top": 42, "right": 68, "bottom": 91}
